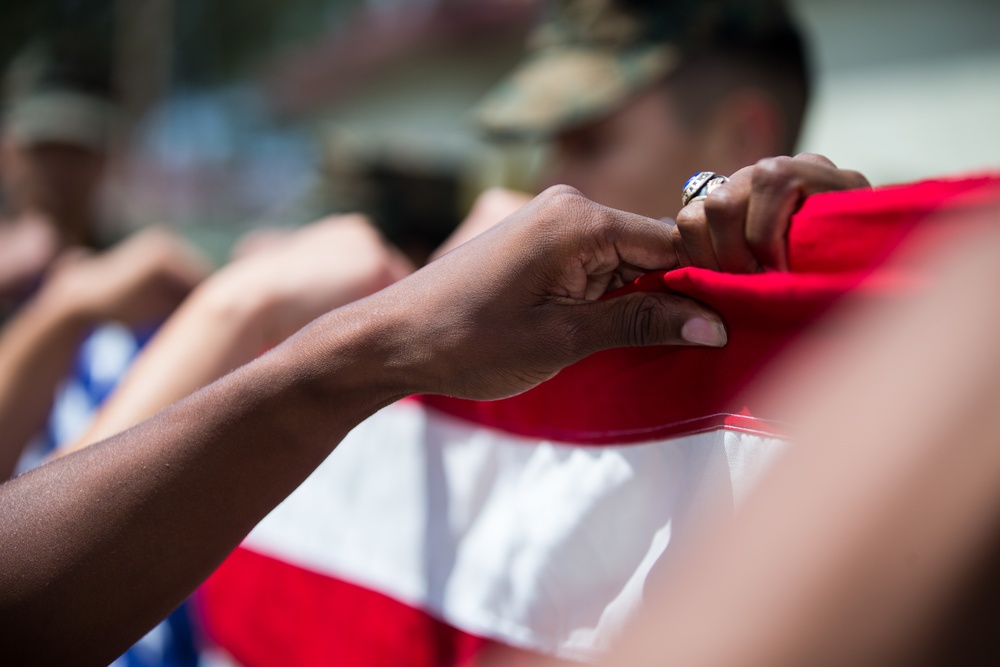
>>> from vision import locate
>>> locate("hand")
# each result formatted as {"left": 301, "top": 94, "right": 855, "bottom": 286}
{"left": 432, "top": 188, "right": 534, "bottom": 260}
{"left": 370, "top": 185, "right": 728, "bottom": 401}
{"left": 44, "top": 227, "right": 211, "bottom": 327}
{"left": 228, "top": 226, "right": 296, "bottom": 262}
{"left": 674, "top": 153, "right": 870, "bottom": 272}
{"left": 203, "top": 214, "right": 414, "bottom": 346}
{"left": 0, "top": 213, "right": 59, "bottom": 299}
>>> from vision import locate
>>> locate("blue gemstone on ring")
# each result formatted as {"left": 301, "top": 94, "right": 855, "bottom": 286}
{"left": 683, "top": 173, "right": 703, "bottom": 190}
{"left": 682, "top": 171, "right": 719, "bottom": 207}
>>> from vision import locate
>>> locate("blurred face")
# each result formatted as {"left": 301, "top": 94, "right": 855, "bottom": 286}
{"left": 541, "top": 85, "right": 707, "bottom": 220}
{"left": 1, "top": 139, "right": 106, "bottom": 241}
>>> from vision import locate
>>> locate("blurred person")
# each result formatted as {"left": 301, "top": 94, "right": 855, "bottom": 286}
{"left": 0, "top": 35, "right": 211, "bottom": 469}
{"left": 0, "top": 227, "right": 207, "bottom": 476}
{"left": 476, "top": 0, "right": 810, "bottom": 222}
{"left": 0, "top": 36, "right": 118, "bottom": 313}
{"left": 0, "top": 37, "right": 212, "bottom": 667}
{"left": 67, "top": 214, "right": 414, "bottom": 447}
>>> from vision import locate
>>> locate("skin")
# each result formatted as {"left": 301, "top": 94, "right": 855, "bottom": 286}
{"left": 0, "top": 186, "right": 726, "bottom": 665}
{"left": 542, "top": 83, "right": 784, "bottom": 220}
{"left": 604, "top": 186, "right": 1000, "bottom": 667}
{"left": 674, "top": 153, "right": 871, "bottom": 272}
{"left": 71, "top": 215, "right": 414, "bottom": 448}
{"left": 0, "top": 228, "right": 210, "bottom": 478}
{"left": 0, "top": 140, "right": 106, "bottom": 248}
{"left": 456, "top": 82, "right": 793, "bottom": 255}
{"left": 499, "top": 161, "right": 1000, "bottom": 667}
{"left": 0, "top": 212, "right": 59, "bottom": 301}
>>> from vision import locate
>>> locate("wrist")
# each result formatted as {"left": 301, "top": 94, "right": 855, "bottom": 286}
{"left": 189, "top": 273, "right": 273, "bottom": 346}
{"left": 278, "top": 292, "right": 430, "bottom": 414}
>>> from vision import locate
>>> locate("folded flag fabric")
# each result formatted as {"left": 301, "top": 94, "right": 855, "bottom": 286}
{"left": 198, "top": 173, "right": 1000, "bottom": 666}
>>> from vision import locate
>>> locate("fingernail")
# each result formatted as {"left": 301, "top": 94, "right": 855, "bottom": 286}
{"left": 681, "top": 317, "right": 727, "bottom": 347}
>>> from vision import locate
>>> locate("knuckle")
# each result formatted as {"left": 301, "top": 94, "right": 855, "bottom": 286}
{"left": 844, "top": 169, "right": 871, "bottom": 189}
{"left": 752, "top": 155, "right": 794, "bottom": 187}
{"left": 674, "top": 206, "right": 702, "bottom": 233}
{"left": 702, "top": 186, "right": 742, "bottom": 223}
{"left": 537, "top": 185, "right": 603, "bottom": 238}
{"left": 539, "top": 185, "right": 591, "bottom": 220}
{"left": 794, "top": 152, "right": 836, "bottom": 168}
{"left": 753, "top": 157, "right": 806, "bottom": 197}
{"left": 536, "top": 184, "right": 588, "bottom": 220}
{"left": 539, "top": 183, "right": 584, "bottom": 201}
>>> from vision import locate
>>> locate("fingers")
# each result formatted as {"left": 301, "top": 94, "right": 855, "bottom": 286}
{"left": 526, "top": 187, "right": 726, "bottom": 351}
{"left": 676, "top": 200, "right": 723, "bottom": 271}
{"left": 674, "top": 154, "right": 871, "bottom": 274}
{"left": 568, "top": 189, "right": 681, "bottom": 276}
{"left": 570, "top": 291, "right": 727, "bottom": 355}
{"left": 701, "top": 166, "right": 757, "bottom": 272}
{"left": 386, "top": 185, "right": 729, "bottom": 401}
{"left": 677, "top": 164, "right": 761, "bottom": 273}
{"left": 744, "top": 155, "right": 871, "bottom": 271}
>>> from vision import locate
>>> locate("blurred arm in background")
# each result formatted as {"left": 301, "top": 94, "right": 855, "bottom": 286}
{"left": 69, "top": 214, "right": 414, "bottom": 449}
{"left": 0, "top": 227, "right": 208, "bottom": 478}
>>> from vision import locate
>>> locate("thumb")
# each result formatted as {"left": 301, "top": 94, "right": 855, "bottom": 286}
{"left": 572, "top": 292, "right": 728, "bottom": 353}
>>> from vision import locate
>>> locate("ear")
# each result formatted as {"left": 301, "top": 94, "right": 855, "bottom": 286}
{"left": 699, "top": 90, "right": 787, "bottom": 174}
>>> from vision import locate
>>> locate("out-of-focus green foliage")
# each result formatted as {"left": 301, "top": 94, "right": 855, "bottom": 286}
{"left": 173, "top": 0, "right": 361, "bottom": 85}
{"left": 0, "top": 0, "right": 362, "bottom": 85}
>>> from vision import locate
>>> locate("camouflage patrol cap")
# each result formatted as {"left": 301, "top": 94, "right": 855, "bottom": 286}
{"left": 2, "top": 37, "right": 117, "bottom": 151}
{"left": 476, "top": 0, "right": 802, "bottom": 140}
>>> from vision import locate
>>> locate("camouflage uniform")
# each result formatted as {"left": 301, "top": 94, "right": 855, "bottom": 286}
{"left": 476, "top": 0, "right": 803, "bottom": 140}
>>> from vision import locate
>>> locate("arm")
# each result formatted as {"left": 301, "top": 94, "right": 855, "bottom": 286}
{"left": 0, "top": 228, "right": 209, "bottom": 478}
{"left": 71, "top": 215, "right": 413, "bottom": 448}
{"left": 0, "top": 288, "right": 94, "bottom": 477}
{"left": 0, "top": 186, "right": 726, "bottom": 665}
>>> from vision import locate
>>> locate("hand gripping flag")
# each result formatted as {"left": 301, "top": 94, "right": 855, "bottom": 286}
{"left": 198, "top": 173, "right": 1000, "bottom": 666}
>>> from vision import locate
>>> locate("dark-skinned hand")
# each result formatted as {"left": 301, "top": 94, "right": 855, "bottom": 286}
{"left": 674, "top": 153, "right": 871, "bottom": 273}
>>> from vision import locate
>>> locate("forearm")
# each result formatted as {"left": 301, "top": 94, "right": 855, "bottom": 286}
{"left": 74, "top": 218, "right": 413, "bottom": 450}
{"left": 0, "top": 292, "right": 91, "bottom": 478}
{"left": 0, "top": 297, "right": 414, "bottom": 665}
{"left": 72, "top": 283, "right": 271, "bottom": 448}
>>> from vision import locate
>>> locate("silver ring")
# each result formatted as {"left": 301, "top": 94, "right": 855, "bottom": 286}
{"left": 682, "top": 172, "right": 729, "bottom": 207}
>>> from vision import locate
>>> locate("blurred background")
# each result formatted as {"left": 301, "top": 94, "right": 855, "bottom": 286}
{"left": 1, "top": 0, "right": 997, "bottom": 260}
